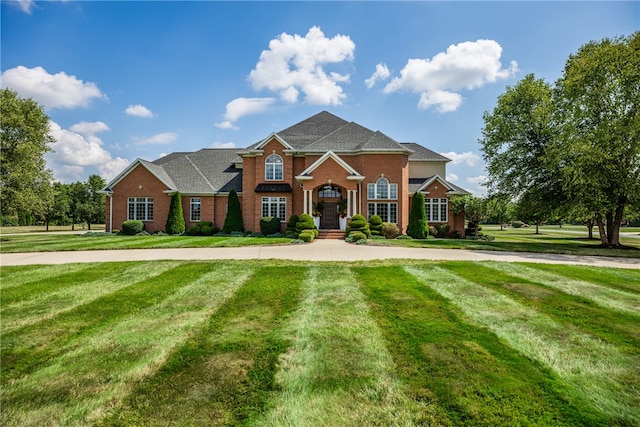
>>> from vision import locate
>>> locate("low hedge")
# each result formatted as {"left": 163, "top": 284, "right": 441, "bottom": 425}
{"left": 260, "top": 216, "right": 281, "bottom": 235}
{"left": 122, "top": 220, "right": 144, "bottom": 235}
{"left": 381, "top": 222, "right": 399, "bottom": 239}
{"left": 299, "top": 229, "right": 315, "bottom": 242}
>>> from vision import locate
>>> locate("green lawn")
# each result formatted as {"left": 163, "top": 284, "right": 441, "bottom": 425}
{"left": 2, "top": 260, "right": 638, "bottom": 426}
{"left": 1, "top": 224, "right": 639, "bottom": 257}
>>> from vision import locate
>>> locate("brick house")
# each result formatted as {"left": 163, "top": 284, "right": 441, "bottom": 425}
{"left": 102, "top": 111, "right": 470, "bottom": 235}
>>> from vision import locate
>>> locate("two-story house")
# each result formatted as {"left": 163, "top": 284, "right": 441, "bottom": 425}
{"left": 102, "top": 111, "right": 470, "bottom": 236}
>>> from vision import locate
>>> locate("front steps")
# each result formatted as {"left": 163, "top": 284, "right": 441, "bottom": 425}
{"left": 318, "top": 229, "right": 344, "bottom": 239}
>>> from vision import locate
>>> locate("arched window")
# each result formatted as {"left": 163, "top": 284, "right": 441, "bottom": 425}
{"left": 367, "top": 177, "right": 397, "bottom": 200}
{"left": 318, "top": 185, "right": 342, "bottom": 198}
{"left": 265, "top": 154, "right": 283, "bottom": 181}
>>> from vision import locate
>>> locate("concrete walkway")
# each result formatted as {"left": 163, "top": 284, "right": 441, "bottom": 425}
{"left": 1, "top": 239, "right": 639, "bottom": 269}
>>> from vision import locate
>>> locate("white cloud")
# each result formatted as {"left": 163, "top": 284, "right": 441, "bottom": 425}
{"left": 7, "top": 0, "right": 35, "bottom": 13}
{"left": 0, "top": 66, "right": 106, "bottom": 109}
{"left": 446, "top": 173, "right": 459, "bottom": 182}
{"left": 136, "top": 132, "right": 178, "bottom": 145}
{"left": 365, "top": 63, "right": 391, "bottom": 89}
{"left": 46, "top": 120, "right": 129, "bottom": 183}
{"left": 210, "top": 141, "right": 236, "bottom": 149}
{"left": 466, "top": 175, "right": 488, "bottom": 185}
{"left": 248, "top": 26, "right": 355, "bottom": 106}
{"left": 384, "top": 39, "right": 518, "bottom": 112}
{"left": 215, "top": 97, "right": 275, "bottom": 129}
{"left": 125, "top": 104, "right": 155, "bottom": 118}
{"left": 69, "top": 121, "right": 110, "bottom": 136}
{"left": 440, "top": 151, "right": 481, "bottom": 166}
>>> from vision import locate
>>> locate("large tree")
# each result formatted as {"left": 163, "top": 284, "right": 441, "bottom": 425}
{"left": 0, "top": 88, "right": 54, "bottom": 221}
{"left": 83, "top": 174, "right": 106, "bottom": 229}
{"left": 552, "top": 32, "right": 640, "bottom": 247}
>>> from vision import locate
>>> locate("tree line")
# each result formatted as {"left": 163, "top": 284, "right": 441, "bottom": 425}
{"left": 1, "top": 88, "right": 106, "bottom": 230}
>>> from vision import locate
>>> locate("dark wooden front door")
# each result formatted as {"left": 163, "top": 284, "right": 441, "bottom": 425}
{"left": 320, "top": 202, "right": 338, "bottom": 229}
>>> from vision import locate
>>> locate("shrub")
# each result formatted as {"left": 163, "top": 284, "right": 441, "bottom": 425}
{"left": 436, "top": 224, "right": 450, "bottom": 238}
{"left": 348, "top": 231, "right": 367, "bottom": 242}
{"left": 299, "top": 229, "right": 315, "bottom": 242}
{"left": 260, "top": 216, "right": 281, "bottom": 235}
{"left": 122, "top": 220, "right": 144, "bottom": 235}
{"left": 369, "top": 215, "right": 383, "bottom": 235}
{"left": 135, "top": 230, "right": 151, "bottom": 236}
{"left": 230, "top": 231, "right": 244, "bottom": 237}
{"left": 223, "top": 189, "right": 244, "bottom": 234}
{"left": 295, "top": 213, "right": 316, "bottom": 233}
{"left": 355, "top": 238, "right": 369, "bottom": 245}
{"left": 429, "top": 225, "right": 438, "bottom": 237}
{"left": 406, "top": 191, "right": 429, "bottom": 239}
{"left": 345, "top": 214, "right": 370, "bottom": 239}
{"left": 381, "top": 222, "right": 399, "bottom": 239}
{"left": 200, "top": 225, "right": 214, "bottom": 236}
{"left": 186, "top": 225, "right": 202, "bottom": 236}
{"left": 512, "top": 221, "right": 525, "bottom": 228}
{"left": 165, "top": 192, "right": 185, "bottom": 235}
{"left": 250, "top": 231, "right": 265, "bottom": 237}
{"left": 396, "top": 234, "right": 413, "bottom": 240}
{"left": 286, "top": 214, "right": 299, "bottom": 234}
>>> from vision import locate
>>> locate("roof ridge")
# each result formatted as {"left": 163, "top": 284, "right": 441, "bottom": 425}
{"left": 184, "top": 153, "right": 217, "bottom": 191}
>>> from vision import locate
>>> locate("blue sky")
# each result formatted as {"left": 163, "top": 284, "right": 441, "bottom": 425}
{"left": 1, "top": 1, "right": 637, "bottom": 194}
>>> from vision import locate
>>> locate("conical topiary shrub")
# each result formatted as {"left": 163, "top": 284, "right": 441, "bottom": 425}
{"left": 165, "top": 191, "right": 185, "bottom": 235}
{"left": 345, "top": 213, "right": 370, "bottom": 239}
{"left": 406, "top": 191, "right": 428, "bottom": 239}
{"left": 223, "top": 189, "right": 244, "bottom": 233}
{"left": 369, "top": 214, "right": 383, "bottom": 235}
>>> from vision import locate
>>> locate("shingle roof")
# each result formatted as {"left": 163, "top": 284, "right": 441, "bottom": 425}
{"left": 147, "top": 148, "right": 242, "bottom": 194}
{"left": 401, "top": 143, "right": 451, "bottom": 162}
{"left": 408, "top": 176, "right": 471, "bottom": 195}
{"left": 246, "top": 111, "right": 412, "bottom": 153}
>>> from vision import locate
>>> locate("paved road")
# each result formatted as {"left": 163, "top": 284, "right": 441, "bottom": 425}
{"left": 1, "top": 240, "right": 639, "bottom": 269}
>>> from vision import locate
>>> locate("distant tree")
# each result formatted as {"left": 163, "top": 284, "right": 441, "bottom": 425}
{"left": 514, "top": 187, "right": 553, "bottom": 234}
{"left": 68, "top": 181, "right": 89, "bottom": 230}
{"left": 452, "top": 195, "right": 488, "bottom": 237}
{"left": 0, "top": 88, "right": 54, "bottom": 221}
{"left": 165, "top": 191, "right": 185, "bottom": 235}
{"left": 552, "top": 32, "right": 640, "bottom": 247}
{"left": 43, "top": 182, "right": 71, "bottom": 230}
{"left": 486, "top": 194, "right": 514, "bottom": 231}
{"left": 82, "top": 175, "right": 106, "bottom": 230}
{"left": 406, "top": 191, "right": 428, "bottom": 239}
{"left": 223, "top": 189, "right": 243, "bottom": 233}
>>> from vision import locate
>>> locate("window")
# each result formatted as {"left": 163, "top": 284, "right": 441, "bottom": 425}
{"left": 190, "top": 198, "right": 201, "bottom": 222}
{"left": 262, "top": 197, "right": 286, "bottom": 220}
{"left": 367, "top": 177, "right": 398, "bottom": 200}
{"left": 425, "top": 198, "right": 448, "bottom": 222}
{"left": 368, "top": 202, "right": 397, "bottom": 223}
{"left": 265, "top": 154, "right": 283, "bottom": 181}
{"left": 318, "top": 185, "right": 341, "bottom": 198}
{"left": 127, "top": 197, "right": 154, "bottom": 221}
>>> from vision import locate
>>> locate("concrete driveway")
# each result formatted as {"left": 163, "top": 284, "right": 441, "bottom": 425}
{"left": 1, "top": 239, "right": 639, "bottom": 269}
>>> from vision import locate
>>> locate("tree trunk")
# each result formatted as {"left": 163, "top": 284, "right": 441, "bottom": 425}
{"left": 586, "top": 219, "right": 594, "bottom": 239}
{"left": 535, "top": 222, "right": 540, "bottom": 234}
{"left": 72, "top": 221, "right": 75, "bottom": 231}
{"left": 609, "top": 204, "right": 625, "bottom": 247}
{"left": 596, "top": 214, "right": 609, "bottom": 246}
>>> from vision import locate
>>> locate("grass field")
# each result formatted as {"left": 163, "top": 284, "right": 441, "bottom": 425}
{"left": 2, "top": 260, "right": 638, "bottom": 426}
{"left": 2, "top": 224, "right": 640, "bottom": 258}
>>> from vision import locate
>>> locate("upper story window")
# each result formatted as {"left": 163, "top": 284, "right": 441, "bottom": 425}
{"left": 265, "top": 154, "right": 283, "bottom": 181}
{"left": 367, "top": 177, "right": 398, "bottom": 200}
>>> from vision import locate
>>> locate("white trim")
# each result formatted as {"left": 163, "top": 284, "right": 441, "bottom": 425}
{"left": 415, "top": 174, "right": 454, "bottom": 193}
{"left": 295, "top": 150, "right": 364, "bottom": 183}
{"left": 102, "top": 159, "right": 175, "bottom": 192}
{"left": 255, "top": 132, "right": 293, "bottom": 150}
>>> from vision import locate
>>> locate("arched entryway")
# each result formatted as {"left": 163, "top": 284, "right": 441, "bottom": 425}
{"left": 316, "top": 184, "right": 343, "bottom": 229}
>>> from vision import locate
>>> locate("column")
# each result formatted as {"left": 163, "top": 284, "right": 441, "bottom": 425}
{"left": 303, "top": 189, "right": 308, "bottom": 215}
{"left": 346, "top": 190, "right": 352, "bottom": 217}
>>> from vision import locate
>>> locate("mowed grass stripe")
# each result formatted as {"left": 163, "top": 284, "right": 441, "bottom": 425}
{"left": 2, "top": 262, "right": 156, "bottom": 333}
{"left": 520, "top": 262, "right": 640, "bottom": 294}
{"left": 485, "top": 262, "right": 640, "bottom": 315}
{"left": 442, "top": 262, "right": 640, "bottom": 351}
{"left": 255, "top": 266, "right": 422, "bottom": 426}
{"left": 1, "top": 261, "right": 180, "bottom": 337}
{"left": 406, "top": 265, "right": 640, "bottom": 425}
{"left": 1, "top": 262, "right": 255, "bottom": 427}
{"left": 0, "top": 263, "right": 93, "bottom": 290}
{"left": 98, "top": 265, "right": 305, "bottom": 426}
{"left": 355, "top": 264, "right": 583, "bottom": 426}
{"left": 1, "top": 261, "right": 190, "bottom": 380}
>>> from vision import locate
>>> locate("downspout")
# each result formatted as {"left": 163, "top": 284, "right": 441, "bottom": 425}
{"left": 108, "top": 191, "right": 113, "bottom": 233}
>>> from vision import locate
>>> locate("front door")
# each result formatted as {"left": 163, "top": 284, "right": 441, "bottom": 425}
{"left": 320, "top": 202, "right": 338, "bottom": 229}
